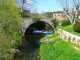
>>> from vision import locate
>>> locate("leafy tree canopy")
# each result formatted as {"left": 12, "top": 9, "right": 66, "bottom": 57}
{"left": 0, "top": 0, "right": 22, "bottom": 35}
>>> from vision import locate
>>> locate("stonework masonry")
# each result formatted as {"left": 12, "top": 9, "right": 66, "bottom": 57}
{"left": 57, "top": 29, "right": 80, "bottom": 46}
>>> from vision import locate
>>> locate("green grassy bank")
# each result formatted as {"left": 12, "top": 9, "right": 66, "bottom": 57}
{"left": 40, "top": 33, "right": 80, "bottom": 60}
{"left": 58, "top": 24, "right": 80, "bottom": 36}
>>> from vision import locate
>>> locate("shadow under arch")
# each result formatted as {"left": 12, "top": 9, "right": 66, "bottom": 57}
{"left": 42, "top": 21, "right": 55, "bottom": 32}
{"left": 24, "top": 20, "right": 54, "bottom": 35}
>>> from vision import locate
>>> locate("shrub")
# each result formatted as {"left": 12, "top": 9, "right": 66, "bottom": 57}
{"left": 21, "top": 12, "right": 30, "bottom": 18}
{"left": 73, "top": 22, "right": 80, "bottom": 33}
{"left": 0, "top": 0, "right": 22, "bottom": 59}
{"left": 32, "top": 18, "right": 41, "bottom": 23}
{"left": 61, "top": 20, "right": 71, "bottom": 26}
{"left": 51, "top": 19, "right": 59, "bottom": 29}
{"left": 12, "top": 32, "right": 22, "bottom": 46}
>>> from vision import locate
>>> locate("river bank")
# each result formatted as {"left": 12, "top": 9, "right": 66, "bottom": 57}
{"left": 40, "top": 33, "right": 80, "bottom": 60}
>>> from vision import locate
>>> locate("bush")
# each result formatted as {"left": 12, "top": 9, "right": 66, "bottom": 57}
{"left": 61, "top": 20, "right": 71, "bottom": 26}
{"left": 0, "top": 0, "right": 22, "bottom": 59}
{"left": 32, "top": 18, "right": 41, "bottom": 23}
{"left": 21, "top": 12, "right": 30, "bottom": 18}
{"left": 73, "top": 22, "right": 80, "bottom": 33}
{"left": 51, "top": 19, "right": 59, "bottom": 29}
{"left": 12, "top": 32, "right": 22, "bottom": 46}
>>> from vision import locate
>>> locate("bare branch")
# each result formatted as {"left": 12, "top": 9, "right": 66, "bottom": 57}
{"left": 57, "top": 0, "right": 80, "bottom": 23}
{"left": 20, "top": 0, "right": 36, "bottom": 12}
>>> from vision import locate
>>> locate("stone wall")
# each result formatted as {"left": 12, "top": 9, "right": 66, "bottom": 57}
{"left": 57, "top": 29, "right": 80, "bottom": 46}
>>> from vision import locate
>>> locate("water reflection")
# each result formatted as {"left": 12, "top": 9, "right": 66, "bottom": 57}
{"left": 33, "top": 30, "right": 53, "bottom": 36}
{"left": 13, "top": 31, "right": 53, "bottom": 60}
{"left": 13, "top": 38, "right": 41, "bottom": 60}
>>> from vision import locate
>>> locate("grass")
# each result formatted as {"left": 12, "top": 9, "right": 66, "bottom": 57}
{"left": 58, "top": 24, "right": 80, "bottom": 36}
{"left": 40, "top": 33, "right": 80, "bottom": 60}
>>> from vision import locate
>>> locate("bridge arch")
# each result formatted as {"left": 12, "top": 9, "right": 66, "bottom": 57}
{"left": 22, "top": 18, "right": 55, "bottom": 35}
{"left": 24, "top": 21, "right": 54, "bottom": 35}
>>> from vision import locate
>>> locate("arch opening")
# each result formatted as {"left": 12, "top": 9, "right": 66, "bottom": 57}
{"left": 24, "top": 21, "right": 54, "bottom": 35}
{"left": 23, "top": 20, "right": 54, "bottom": 48}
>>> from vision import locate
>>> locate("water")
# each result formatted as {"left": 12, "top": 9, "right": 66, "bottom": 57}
{"left": 33, "top": 30, "right": 53, "bottom": 36}
{"left": 13, "top": 31, "right": 53, "bottom": 60}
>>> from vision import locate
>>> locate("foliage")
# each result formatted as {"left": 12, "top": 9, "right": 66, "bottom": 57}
{"left": 0, "top": 0, "right": 22, "bottom": 35}
{"left": 0, "top": 0, "right": 22, "bottom": 59}
{"left": 46, "top": 12, "right": 53, "bottom": 18}
{"left": 58, "top": 24, "right": 80, "bottom": 36}
{"left": 40, "top": 33, "right": 80, "bottom": 60}
{"left": 21, "top": 12, "right": 30, "bottom": 18}
{"left": 0, "top": 38, "right": 14, "bottom": 59}
{"left": 32, "top": 18, "right": 41, "bottom": 23}
{"left": 51, "top": 19, "right": 59, "bottom": 29}
{"left": 73, "top": 22, "right": 80, "bottom": 33}
{"left": 31, "top": 13, "right": 42, "bottom": 19}
{"left": 0, "top": 33, "right": 20, "bottom": 59}
{"left": 61, "top": 20, "right": 71, "bottom": 26}
{"left": 0, "top": 0, "right": 4, "bottom": 4}
{"left": 12, "top": 32, "right": 22, "bottom": 46}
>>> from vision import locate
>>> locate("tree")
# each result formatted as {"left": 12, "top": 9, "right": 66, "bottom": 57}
{"left": 58, "top": 0, "right": 80, "bottom": 23}
{"left": 0, "top": 0, "right": 22, "bottom": 59}
{"left": 0, "top": 0, "right": 22, "bottom": 35}
{"left": 20, "top": 0, "right": 36, "bottom": 12}
{"left": 46, "top": 12, "right": 53, "bottom": 18}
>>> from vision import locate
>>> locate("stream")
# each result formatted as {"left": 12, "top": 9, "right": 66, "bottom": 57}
{"left": 13, "top": 31, "right": 53, "bottom": 60}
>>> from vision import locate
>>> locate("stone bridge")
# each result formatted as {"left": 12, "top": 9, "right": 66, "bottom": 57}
{"left": 22, "top": 18, "right": 54, "bottom": 34}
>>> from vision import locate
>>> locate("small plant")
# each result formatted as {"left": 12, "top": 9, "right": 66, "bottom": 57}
{"left": 61, "top": 20, "right": 71, "bottom": 26}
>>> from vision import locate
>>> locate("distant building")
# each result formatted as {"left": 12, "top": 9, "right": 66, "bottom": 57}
{"left": 53, "top": 11, "right": 67, "bottom": 20}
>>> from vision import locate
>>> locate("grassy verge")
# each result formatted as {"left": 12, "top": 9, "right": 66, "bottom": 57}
{"left": 40, "top": 33, "right": 80, "bottom": 60}
{"left": 58, "top": 24, "right": 80, "bottom": 36}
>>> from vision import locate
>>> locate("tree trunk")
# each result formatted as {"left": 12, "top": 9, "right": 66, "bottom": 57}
{"left": 64, "top": 12, "right": 73, "bottom": 23}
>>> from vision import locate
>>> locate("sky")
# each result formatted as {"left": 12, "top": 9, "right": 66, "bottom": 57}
{"left": 36, "top": 0, "right": 62, "bottom": 13}
{"left": 17, "top": 0, "right": 63, "bottom": 13}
